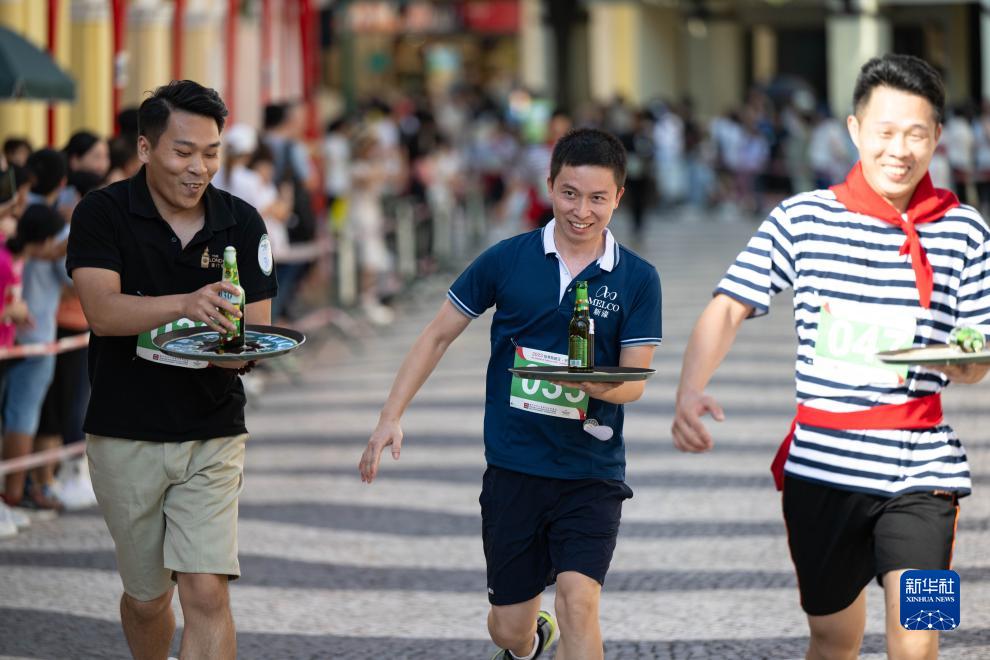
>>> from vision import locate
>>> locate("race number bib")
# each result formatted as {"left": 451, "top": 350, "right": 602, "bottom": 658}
{"left": 136, "top": 318, "right": 209, "bottom": 369}
{"left": 814, "top": 301, "right": 915, "bottom": 386}
{"left": 510, "top": 347, "right": 589, "bottom": 420}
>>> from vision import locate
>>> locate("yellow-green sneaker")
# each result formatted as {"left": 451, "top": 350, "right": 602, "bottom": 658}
{"left": 534, "top": 610, "right": 558, "bottom": 656}
{"left": 490, "top": 610, "right": 558, "bottom": 659}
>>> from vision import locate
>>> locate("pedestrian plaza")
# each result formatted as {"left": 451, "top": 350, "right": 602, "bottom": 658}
{"left": 2, "top": 217, "right": 989, "bottom": 659}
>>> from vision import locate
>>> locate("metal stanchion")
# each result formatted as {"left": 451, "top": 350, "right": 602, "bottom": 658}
{"left": 467, "top": 186, "right": 487, "bottom": 248}
{"left": 430, "top": 197, "right": 453, "bottom": 267}
{"left": 336, "top": 224, "right": 358, "bottom": 307}
{"left": 396, "top": 197, "right": 417, "bottom": 280}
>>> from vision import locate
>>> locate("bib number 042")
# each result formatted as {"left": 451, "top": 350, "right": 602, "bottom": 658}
{"left": 814, "top": 303, "right": 914, "bottom": 384}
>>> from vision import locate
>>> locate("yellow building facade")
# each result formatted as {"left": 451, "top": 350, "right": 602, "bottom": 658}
{"left": 328, "top": 0, "right": 990, "bottom": 125}
{"left": 522, "top": 0, "right": 990, "bottom": 122}
{"left": 0, "top": 0, "right": 308, "bottom": 149}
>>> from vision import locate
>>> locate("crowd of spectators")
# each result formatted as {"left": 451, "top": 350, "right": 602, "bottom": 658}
{"left": 0, "top": 133, "right": 109, "bottom": 536}
{"left": 5, "top": 76, "right": 990, "bottom": 539}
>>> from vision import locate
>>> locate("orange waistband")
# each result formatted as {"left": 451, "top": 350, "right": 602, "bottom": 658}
{"left": 771, "top": 393, "right": 943, "bottom": 491}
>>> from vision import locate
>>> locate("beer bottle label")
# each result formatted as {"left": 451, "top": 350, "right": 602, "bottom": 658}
{"left": 568, "top": 335, "right": 588, "bottom": 368}
{"left": 220, "top": 288, "right": 243, "bottom": 337}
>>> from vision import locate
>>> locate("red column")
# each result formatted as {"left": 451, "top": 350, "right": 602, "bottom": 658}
{"left": 261, "top": 0, "right": 272, "bottom": 106}
{"left": 225, "top": 0, "right": 238, "bottom": 122}
{"left": 111, "top": 0, "right": 126, "bottom": 134}
{"left": 298, "top": 0, "right": 317, "bottom": 139}
{"left": 172, "top": 0, "right": 186, "bottom": 80}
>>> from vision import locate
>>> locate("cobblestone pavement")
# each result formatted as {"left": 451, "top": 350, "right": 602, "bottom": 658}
{"left": 3, "top": 215, "right": 990, "bottom": 659}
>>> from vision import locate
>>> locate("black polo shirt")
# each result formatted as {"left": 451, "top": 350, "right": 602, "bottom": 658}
{"left": 66, "top": 167, "right": 278, "bottom": 442}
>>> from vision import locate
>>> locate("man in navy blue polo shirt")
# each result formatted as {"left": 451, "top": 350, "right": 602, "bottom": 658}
{"left": 360, "top": 128, "right": 661, "bottom": 660}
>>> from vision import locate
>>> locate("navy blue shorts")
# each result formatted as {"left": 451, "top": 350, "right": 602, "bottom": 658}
{"left": 479, "top": 465, "right": 633, "bottom": 606}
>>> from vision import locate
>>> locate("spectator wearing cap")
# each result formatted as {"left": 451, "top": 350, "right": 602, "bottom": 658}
{"left": 244, "top": 143, "right": 296, "bottom": 321}
{"left": 214, "top": 124, "right": 263, "bottom": 204}
{"left": 215, "top": 123, "right": 293, "bottom": 244}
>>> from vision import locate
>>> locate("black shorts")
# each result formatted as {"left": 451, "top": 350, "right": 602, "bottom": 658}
{"left": 480, "top": 465, "right": 633, "bottom": 606}
{"left": 783, "top": 475, "right": 959, "bottom": 616}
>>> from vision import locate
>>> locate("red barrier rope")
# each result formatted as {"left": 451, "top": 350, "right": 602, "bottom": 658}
{"left": 0, "top": 442, "right": 86, "bottom": 477}
{"left": 0, "top": 332, "right": 89, "bottom": 361}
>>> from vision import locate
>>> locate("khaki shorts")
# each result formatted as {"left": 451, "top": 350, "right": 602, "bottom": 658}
{"left": 87, "top": 433, "right": 248, "bottom": 601}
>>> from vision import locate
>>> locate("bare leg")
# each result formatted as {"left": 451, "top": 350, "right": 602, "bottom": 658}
{"left": 2, "top": 431, "right": 34, "bottom": 503}
{"left": 804, "top": 589, "right": 866, "bottom": 660}
{"left": 553, "top": 571, "right": 603, "bottom": 660}
{"left": 488, "top": 593, "right": 542, "bottom": 657}
{"left": 883, "top": 570, "right": 939, "bottom": 660}
{"left": 32, "top": 434, "right": 61, "bottom": 488}
{"left": 120, "top": 588, "right": 175, "bottom": 660}
{"left": 176, "top": 573, "right": 236, "bottom": 660}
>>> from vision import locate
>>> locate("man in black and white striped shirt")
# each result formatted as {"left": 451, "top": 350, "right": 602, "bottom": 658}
{"left": 673, "top": 54, "right": 990, "bottom": 659}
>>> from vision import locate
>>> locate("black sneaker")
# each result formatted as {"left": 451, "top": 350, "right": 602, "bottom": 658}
{"left": 490, "top": 610, "right": 558, "bottom": 659}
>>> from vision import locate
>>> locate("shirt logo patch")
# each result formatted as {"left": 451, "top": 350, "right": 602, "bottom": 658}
{"left": 200, "top": 248, "right": 223, "bottom": 269}
{"left": 258, "top": 234, "right": 273, "bottom": 276}
{"left": 591, "top": 285, "right": 621, "bottom": 319}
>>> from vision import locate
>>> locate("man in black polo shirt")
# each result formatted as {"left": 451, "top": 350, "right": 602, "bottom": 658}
{"left": 66, "top": 81, "right": 276, "bottom": 660}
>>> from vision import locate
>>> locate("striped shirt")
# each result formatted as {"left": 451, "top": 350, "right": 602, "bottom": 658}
{"left": 717, "top": 189, "right": 990, "bottom": 497}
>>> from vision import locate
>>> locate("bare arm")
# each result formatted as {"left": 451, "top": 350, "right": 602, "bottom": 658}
{"left": 940, "top": 363, "right": 990, "bottom": 384}
{"left": 359, "top": 300, "right": 472, "bottom": 482}
{"left": 72, "top": 266, "right": 242, "bottom": 337}
{"left": 244, "top": 298, "right": 271, "bottom": 326}
{"left": 557, "top": 345, "right": 656, "bottom": 404}
{"left": 671, "top": 293, "right": 753, "bottom": 453}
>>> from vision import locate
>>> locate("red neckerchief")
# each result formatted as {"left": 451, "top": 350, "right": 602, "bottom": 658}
{"left": 830, "top": 162, "right": 959, "bottom": 308}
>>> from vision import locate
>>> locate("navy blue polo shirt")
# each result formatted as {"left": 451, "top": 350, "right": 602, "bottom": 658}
{"left": 447, "top": 222, "right": 662, "bottom": 481}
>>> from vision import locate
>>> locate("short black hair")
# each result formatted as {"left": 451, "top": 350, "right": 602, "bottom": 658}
{"left": 26, "top": 148, "right": 67, "bottom": 196}
{"left": 3, "top": 137, "right": 31, "bottom": 158}
{"left": 6, "top": 203, "right": 65, "bottom": 255}
{"left": 549, "top": 128, "right": 626, "bottom": 188}
{"left": 326, "top": 116, "right": 349, "bottom": 134}
{"left": 853, "top": 54, "right": 945, "bottom": 124}
{"left": 263, "top": 103, "right": 286, "bottom": 130}
{"left": 63, "top": 130, "right": 101, "bottom": 162}
{"left": 138, "top": 80, "right": 228, "bottom": 146}
{"left": 108, "top": 134, "right": 138, "bottom": 171}
{"left": 116, "top": 107, "right": 139, "bottom": 138}
{"left": 247, "top": 141, "right": 275, "bottom": 169}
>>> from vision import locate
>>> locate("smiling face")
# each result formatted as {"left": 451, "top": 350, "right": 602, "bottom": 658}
{"left": 547, "top": 164, "right": 624, "bottom": 251}
{"left": 847, "top": 85, "right": 941, "bottom": 213}
{"left": 138, "top": 109, "right": 221, "bottom": 219}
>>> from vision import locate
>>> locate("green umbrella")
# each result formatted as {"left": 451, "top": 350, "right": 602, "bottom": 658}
{"left": 0, "top": 25, "right": 75, "bottom": 101}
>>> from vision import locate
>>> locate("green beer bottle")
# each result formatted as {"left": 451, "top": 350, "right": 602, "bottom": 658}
{"left": 568, "top": 281, "right": 594, "bottom": 373}
{"left": 220, "top": 245, "right": 245, "bottom": 350}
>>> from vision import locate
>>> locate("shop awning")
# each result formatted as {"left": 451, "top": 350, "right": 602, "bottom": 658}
{"left": 0, "top": 25, "right": 75, "bottom": 101}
